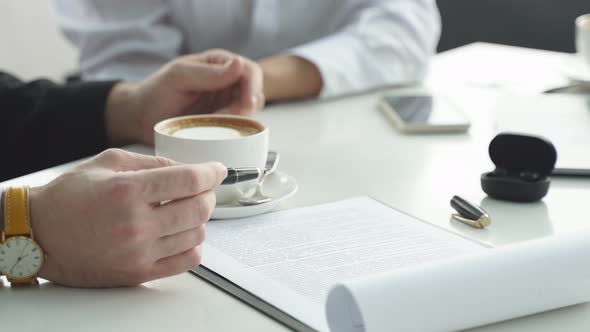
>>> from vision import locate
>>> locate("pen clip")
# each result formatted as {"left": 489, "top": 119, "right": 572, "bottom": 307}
{"left": 451, "top": 213, "right": 491, "bottom": 229}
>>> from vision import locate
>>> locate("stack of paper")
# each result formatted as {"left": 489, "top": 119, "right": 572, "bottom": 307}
{"left": 201, "top": 197, "right": 590, "bottom": 331}
{"left": 327, "top": 227, "right": 590, "bottom": 331}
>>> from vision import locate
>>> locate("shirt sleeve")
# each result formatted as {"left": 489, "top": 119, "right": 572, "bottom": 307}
{"left": 289, "top": 0, "right": 441, "bottom": 98}
{"left": 0, "top": 72, "right": 117, "bottom": 182}
{"left": 53, "top": 0, "right": 182, "bottom": 81}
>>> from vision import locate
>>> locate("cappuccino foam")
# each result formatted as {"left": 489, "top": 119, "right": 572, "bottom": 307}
{"left": 157, "top": 115, "right": 263, "bottom": 141}
{"left": 173, "top": 126, "right": 244, "bottom": 140}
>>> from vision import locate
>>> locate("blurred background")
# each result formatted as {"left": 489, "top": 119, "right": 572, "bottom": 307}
{"left": 1, "top": 0, "right": 589, "bottom": 81}
{"left": 437, "top": 0, "right": 590, "bottom": 52}
{"left": 0, "top": 1, "right": 77, "bottom": 81}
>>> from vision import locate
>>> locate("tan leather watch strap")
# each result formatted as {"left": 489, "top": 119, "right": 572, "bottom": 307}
{"left": 2, "top": 186, "right": 39, "bottom": 285}
{"left": 0, "top": 187, "right": 5, "bottom": 234}
{"left": 3, "top": 186, "right": 32, "bottom": 238}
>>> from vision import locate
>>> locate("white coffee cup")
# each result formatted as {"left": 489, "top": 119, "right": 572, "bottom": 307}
{"left": 154, "top": 114, "right": 269, "bottom": 205}
{"left": 576, "top": 13, "right": 590, "bottom": 67}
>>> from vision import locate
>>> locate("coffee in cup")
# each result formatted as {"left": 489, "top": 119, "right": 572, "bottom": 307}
{"left": 154, "top": 115, "right": 269, "bottom": 205}
{"left": 576, "top": 13, "right": 590, "bottom": 67}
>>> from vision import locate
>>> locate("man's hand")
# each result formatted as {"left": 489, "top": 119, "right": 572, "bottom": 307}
{"left": 106, "top": 49, "right": 265, "bottom": 146}
{"left": 29, "top": 149, "right": 227, "bottom": 288}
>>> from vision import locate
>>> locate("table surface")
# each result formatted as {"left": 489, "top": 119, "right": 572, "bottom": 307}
{"left": 2, "top": 43, "right": 590, "bottom": 331}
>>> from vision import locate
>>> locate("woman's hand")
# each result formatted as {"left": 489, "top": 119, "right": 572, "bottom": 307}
{"left": 105, "top": 49, "right": 265, "bottom": 146}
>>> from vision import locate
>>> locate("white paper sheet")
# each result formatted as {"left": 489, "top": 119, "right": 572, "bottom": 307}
{"left": 326, "top": 230, "right": 590, "bottom": 332}
{"left": 427, "top": 43, "right": 570, "bottom": 93}
{"left": 202, "top": 197, "right": 485, "bottom": 331}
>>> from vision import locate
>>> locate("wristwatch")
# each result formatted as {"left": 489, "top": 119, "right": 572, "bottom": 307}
{"left": 0, "top": 187, "right": 44, "bottom": 285}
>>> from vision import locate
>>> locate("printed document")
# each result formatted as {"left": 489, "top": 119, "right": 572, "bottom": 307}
{"left": 202, "top": 197, "right": 590, "bottom": 331}
{"left": 202, "top": 197, "right": 485, "bottom": 331}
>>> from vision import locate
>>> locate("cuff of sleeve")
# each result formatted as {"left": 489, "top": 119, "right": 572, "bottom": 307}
{"left": 289, "top": 33, "right": 367, "bottom": 99}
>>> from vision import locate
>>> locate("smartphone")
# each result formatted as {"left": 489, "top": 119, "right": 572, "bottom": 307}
{"left": 379, "top": 94, "right": 470, "bottom": 134}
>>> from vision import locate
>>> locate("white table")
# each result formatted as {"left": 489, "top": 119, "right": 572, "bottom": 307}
{"left": 2, "top": 43, "right": 590, "bottom": 331}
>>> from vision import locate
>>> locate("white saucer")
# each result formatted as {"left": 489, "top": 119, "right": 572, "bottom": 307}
{"left": 210, "top": 170, "right": 298, "bottom": 220}
{"left": 562, "top": 57, "right": 590, "bottom": 84}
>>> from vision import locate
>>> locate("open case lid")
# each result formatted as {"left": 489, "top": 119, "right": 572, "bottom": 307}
{"left": 489, "top": 133, "right": 557, "bottom": 176}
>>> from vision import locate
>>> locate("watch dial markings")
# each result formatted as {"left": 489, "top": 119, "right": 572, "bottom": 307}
{"left": 0, "top": 238, "right": 43, "bottom": 278}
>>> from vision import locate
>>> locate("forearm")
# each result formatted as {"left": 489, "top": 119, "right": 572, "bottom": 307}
{"left": 105, "top": 82, "right": 141, "bottom": 147}
{"left": 288, "top": 0, "right": 441, "bottom": 97}
{"left": 258, "top": 55, "right": 323, "bottom": 102}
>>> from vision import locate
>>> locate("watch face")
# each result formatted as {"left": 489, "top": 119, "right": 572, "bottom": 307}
{"left": 0, "top": 236, "right": 44, "bottom": 279}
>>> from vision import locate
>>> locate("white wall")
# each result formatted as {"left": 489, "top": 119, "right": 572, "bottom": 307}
{"left": 0, "top": 1, "right": 77, "bottom": 81}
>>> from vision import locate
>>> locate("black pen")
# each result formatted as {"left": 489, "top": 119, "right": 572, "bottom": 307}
{"left": 450, "top": 195, "right": 491, "bottom": 229}
{"left": 221, "top": 167, "right": 264, "bottom": 185}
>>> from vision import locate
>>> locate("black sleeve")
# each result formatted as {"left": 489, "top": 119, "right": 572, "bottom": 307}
{"left": 0, "top": 72, "right": 118, "bottom": 182}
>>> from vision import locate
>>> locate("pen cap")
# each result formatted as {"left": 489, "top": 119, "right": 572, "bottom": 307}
{"left": 481, "top": 133, "right": 557, "bottom": 202}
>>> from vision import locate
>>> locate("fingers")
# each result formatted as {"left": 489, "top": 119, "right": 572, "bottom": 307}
{"left": 153, "top": 191, "right": 215, "bottom": 236}
{"left": 202, "top": 49, "right": 238, "bottom": 65}
{"left": 219, "top": 62, "right": 265, "bottom": 115}
{"left": 255, "top": 92, "right": 266, "bottom": 109}
{"left": 152, "top": 246, "right": 203, "bottom": 280}
{"left": 154, "top": 225, "right": 206, "bottom": 260}
{"left": 194, "top": 89, "right": 233, "bottom": 114}
{"left": 81, "top": 149, "right": 180, "bottom": 172}
{"left": 169, "top": 54, "right": 244, "bottom": 92}
{"left": 239, "top": 60, "right": 265, "bottom": 112}
{"left": 221, "top": 91, "right": 265, "bottom": 116}
{"left": 167, "top": 49, "right": 264, "bottom": 116}
{"left": 129, "top": 162, "right": 227, "bottom": 203}
{"left": 200, "top": 50, "right": 265, "bottom": 114}
{"left": 214, "top": 86, "right": 235, "bottom": 111}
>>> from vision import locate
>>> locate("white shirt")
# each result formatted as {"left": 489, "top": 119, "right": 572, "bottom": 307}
{"left": 54, "top": 0, "right": 440, "bottom": 97}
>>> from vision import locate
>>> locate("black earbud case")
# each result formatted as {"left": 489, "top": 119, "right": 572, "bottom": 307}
{"left": 481, "top": 133, "right": 557, "bottom": 202}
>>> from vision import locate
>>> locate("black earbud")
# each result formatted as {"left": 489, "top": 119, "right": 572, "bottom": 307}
{"left": 490, "top": 169, "right": 508, "bottom": 177}
{"left": 490, "top": 169, "right": 540, "bottom": 182}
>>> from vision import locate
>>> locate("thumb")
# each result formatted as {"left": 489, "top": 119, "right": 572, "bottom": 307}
{"left": 176, "top": 57, "right": 243, "bottom": 92}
